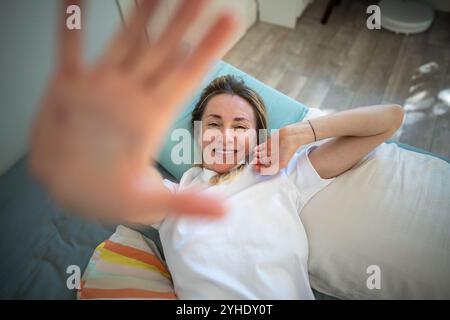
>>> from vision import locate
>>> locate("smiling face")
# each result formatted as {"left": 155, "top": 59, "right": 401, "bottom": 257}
{"left": 191, "top": 75, "right": 268, "bottom": 176}
{"left": 200, "top": 94, "right": 258, "bottom": 174}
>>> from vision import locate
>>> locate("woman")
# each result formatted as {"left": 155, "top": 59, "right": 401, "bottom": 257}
{"left": 30, "top": 0, "right": 237, "bottom": 222}
{"left": 147, "top": 75, "right": 404, "bottom": 299}
{"left": 30, "top": 0, "right": 404, "bottom": 299}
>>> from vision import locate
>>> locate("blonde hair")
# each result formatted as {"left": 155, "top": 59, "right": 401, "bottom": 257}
{"left": 191, "top": 75, "right": 268, "bottom": 186}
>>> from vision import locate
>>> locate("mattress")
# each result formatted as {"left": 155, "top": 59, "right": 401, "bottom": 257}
{"left": 0, "top": 157, "right": 169, "bottom": 299}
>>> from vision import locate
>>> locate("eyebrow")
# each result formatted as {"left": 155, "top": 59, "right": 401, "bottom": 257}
{"left": 205, "top": 114, "right": 251, "bottom": 122}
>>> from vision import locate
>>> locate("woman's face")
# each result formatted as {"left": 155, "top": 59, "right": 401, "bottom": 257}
{"left": 199, "top": 93, "right": 258, "bottom": 174}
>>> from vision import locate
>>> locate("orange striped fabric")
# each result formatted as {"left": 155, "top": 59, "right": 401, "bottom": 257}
{"left": 79, "top": 287, "right": 177, "bottom": 299}
{"left": 78, "top": 225, "right": 177, "bottom": 300}
{"left": 103, "top": 240, "right": 170, "bottom": 275}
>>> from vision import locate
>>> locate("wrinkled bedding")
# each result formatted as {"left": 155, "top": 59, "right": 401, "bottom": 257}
{"left": 0, "top": 157, "right": 168, "bottom": 299}
{"left": 0, "top": 156, "right": 338, "bottom": 300}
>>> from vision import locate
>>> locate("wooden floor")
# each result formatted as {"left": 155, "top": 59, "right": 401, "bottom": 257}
{"left": 224, "top": 0, "right": 450, "bottom": 158}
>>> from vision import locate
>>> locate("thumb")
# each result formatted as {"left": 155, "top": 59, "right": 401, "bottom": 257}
{"left": 127, "top": 172, "right": 227, "bottom": 224}
{"left": 134, "top": 187, "right": 227, "bottom": 221}
{"left": 166, "top": 191, "right": 226, "bottom": 218}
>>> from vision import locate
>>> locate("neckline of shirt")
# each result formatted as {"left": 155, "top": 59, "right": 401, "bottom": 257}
{"left": 200, "top": 164, "right": 251, "bottom": 183}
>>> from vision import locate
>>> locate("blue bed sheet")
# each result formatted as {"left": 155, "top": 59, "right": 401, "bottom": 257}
{"left": 0, "top": 157, "right": 166, "bottom": 299}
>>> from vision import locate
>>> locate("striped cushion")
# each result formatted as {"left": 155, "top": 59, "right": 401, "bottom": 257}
{"left": 78, "top": 225, "right": 176, "bottom": 300}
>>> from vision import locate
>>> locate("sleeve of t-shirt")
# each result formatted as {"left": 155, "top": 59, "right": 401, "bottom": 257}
{"left": 150, "top": 179, "right": 179, "bottom": 230}
{"left": 285, "top": 144, "right": 335, "bottom": 210}
{"left": 162, "top": 179, "right": 179, "bottom": 193}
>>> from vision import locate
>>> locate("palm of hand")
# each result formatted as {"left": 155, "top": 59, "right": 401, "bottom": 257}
{"left": 29, "top": 0, "right": 236, "bottom": 223}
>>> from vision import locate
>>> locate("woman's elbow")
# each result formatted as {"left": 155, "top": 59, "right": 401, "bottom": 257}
{"left": 387, "top": 104, "right": 404, "bottom": 132}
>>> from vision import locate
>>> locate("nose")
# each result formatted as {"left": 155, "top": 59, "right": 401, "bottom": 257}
{"left": 219, "top": 128, "right": 236, "bottom": 148}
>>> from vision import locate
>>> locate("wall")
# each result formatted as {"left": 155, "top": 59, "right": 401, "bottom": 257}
{"left": 0, "top": 0, "right": 255, "bottom": 176}
{"left": 0, "top": 0, "right": 123, "bottom": 175}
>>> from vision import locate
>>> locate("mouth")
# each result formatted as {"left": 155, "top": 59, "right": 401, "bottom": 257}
{"left": 213, "top": 148, "right": 238, "bottom": 156}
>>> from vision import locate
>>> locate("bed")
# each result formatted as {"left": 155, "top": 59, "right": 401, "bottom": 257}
{"left": 1, "top": 60, "right": 449, "bottom": 300}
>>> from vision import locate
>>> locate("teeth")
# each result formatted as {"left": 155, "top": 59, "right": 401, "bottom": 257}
{"left": 215, "top": 149, "right": 236, "bottom": 154}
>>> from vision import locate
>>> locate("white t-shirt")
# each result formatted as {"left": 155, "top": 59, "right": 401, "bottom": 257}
{"left": 155, "top": 145, "right": 335, "bottom": 299}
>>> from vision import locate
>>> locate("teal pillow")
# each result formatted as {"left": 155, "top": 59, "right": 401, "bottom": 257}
{"left": 157, "top": 60, "right": 309, "bottom": 181}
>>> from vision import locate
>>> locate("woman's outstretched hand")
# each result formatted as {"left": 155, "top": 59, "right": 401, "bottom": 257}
{"left": 29, "top": 0, "right": 237, "bottom": 224}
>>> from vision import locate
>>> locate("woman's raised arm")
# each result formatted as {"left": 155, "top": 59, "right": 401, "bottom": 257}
{"left": 254, "top": 105, "right": 404, "bottom": 179}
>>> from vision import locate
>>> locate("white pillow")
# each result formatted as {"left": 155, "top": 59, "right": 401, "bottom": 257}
{"left": 299, "top": 114, "right": 450, "bottom": 299}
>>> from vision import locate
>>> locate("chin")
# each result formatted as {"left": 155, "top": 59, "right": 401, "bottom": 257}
{"left": 203, "top": 149, "right": 247, "bottom": 174}
{"left": 209, "top": 163, "right": 237, "bottom": 174}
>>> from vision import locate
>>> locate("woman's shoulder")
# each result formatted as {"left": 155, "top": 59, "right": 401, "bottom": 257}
{"left": 178, "top": 166, "right": 205, "bottom": 185}
{"left": 162, "top": 166, "right": 204, "bottom": 193}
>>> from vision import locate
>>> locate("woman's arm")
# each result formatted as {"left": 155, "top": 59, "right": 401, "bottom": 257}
{"left": 254, "top": 105, "right": 404, "bottom": 179}
{"left": 285, "top": 104, "right": 404, "bottom": 179}
{"left": 139, "top": 165, "right": 168, "bottom": 225}
{"left": 29, "top": 0, "right": 234, "bottom": 223}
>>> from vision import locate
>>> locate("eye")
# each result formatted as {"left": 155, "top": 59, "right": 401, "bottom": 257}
{"left": 207, "top": 123, "right": 219, "bottom": 127}
{"left": 235, "top": 126, "right": 248, "bottom": 130}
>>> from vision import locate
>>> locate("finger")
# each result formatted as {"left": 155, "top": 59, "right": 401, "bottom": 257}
{"left": 120, "top": 0, "right": 161, "bottom": 66}
{"left": 259, "top": 163, "right": 279, "bottom": 176}
{"left": 252, "top": 164, "right": 262, "bottom": 173}
{"left": 140, "top": 45, "right": 190, "bottom": 87}
{"left": 259, "top": 156, "right": 271, "bottom": 166}
{"left": 134, "top": 0, "right": 208, "bottom": 80}
{"left": 256, "top": 142, "right": 267, "bottom": 152}
{"left": 59, "top": 0, "right": 83, "bottom": 74}
{"left": 133, "top": 190, "right": 226, "bottom": 223}
{"left": 155, "top": 13, "right": 238, "bottom": 121}
{"left": 126, "top": 0, "right": 159, "bottom": 41}
{"left": 160, "top": 0, "right": 208, "bottom": 48}
{"left": 98, "top": 0, "right": 159, "bottom": 68}
{"left": 125, "top": 194, "right": 226, "bottom": 224}
{"left": 168, "top": 192, "right": 226, "bottom": 218}
{"left": 257, "top": 146, "right": 270, "bottom": 161}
